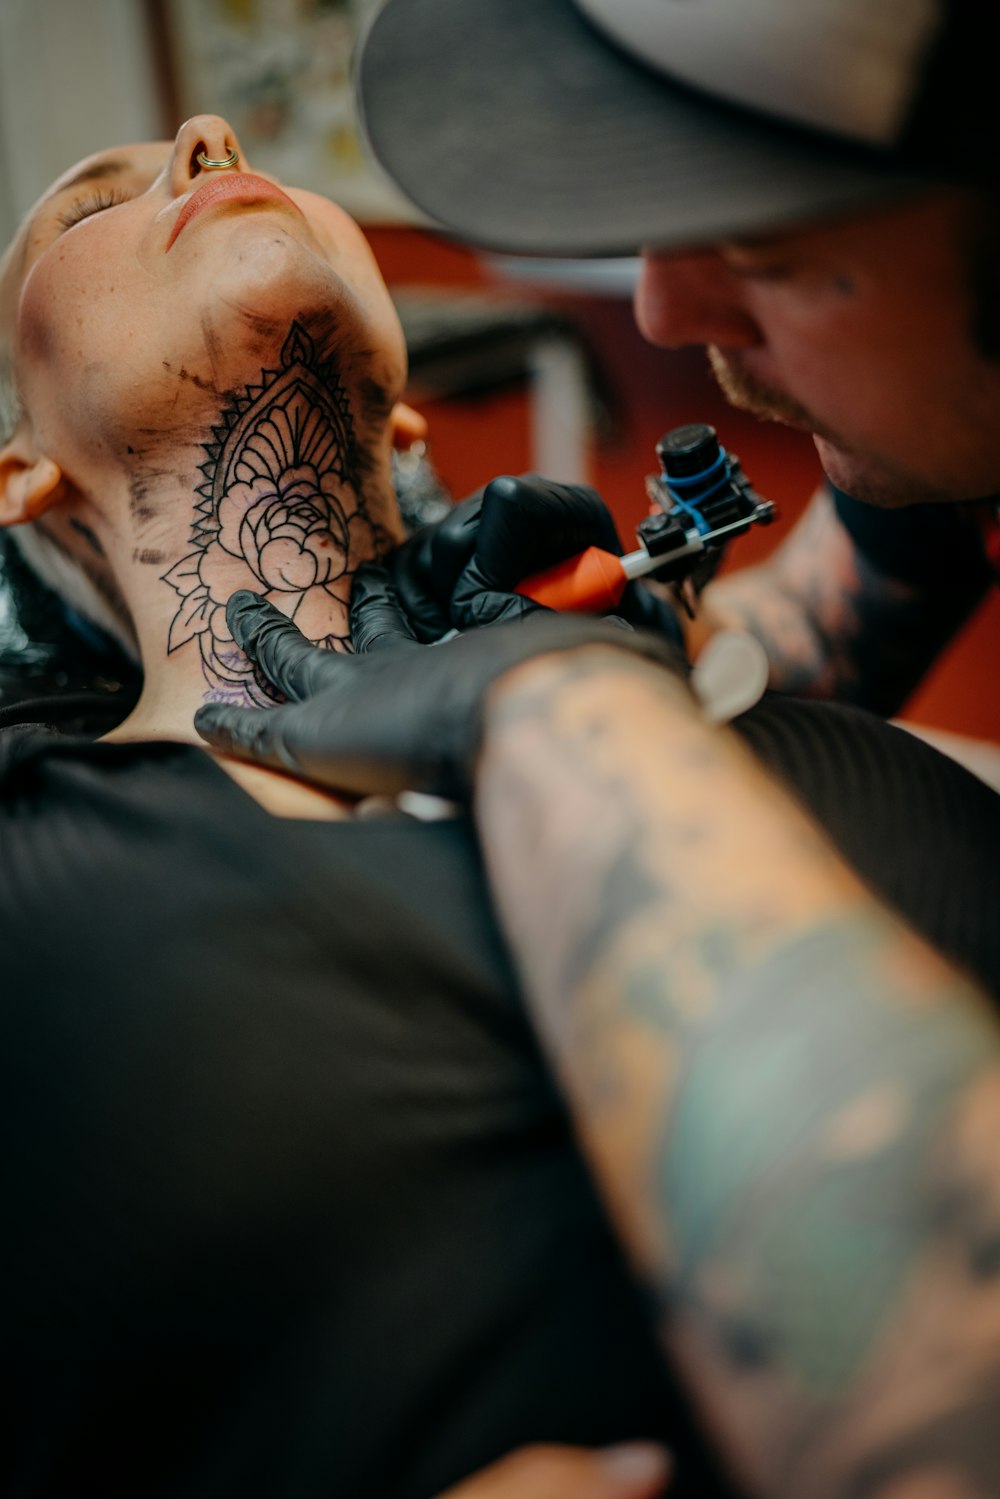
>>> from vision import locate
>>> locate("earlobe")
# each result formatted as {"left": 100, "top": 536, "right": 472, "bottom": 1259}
{"left": 0, "top": 449, "right": 66, "bottom": 526}
{"left": 388, "top": 401, "right": 428, "bottom": 450}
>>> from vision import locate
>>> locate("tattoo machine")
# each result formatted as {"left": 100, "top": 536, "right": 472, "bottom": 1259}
{"left": 516, "top": 423, "right": 775, "bottom": 615}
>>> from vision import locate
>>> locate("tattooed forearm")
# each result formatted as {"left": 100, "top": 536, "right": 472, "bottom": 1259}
{"left": 477, "top": 649, "right": 1000, "bottom": 1499}
{"left": 702, "top": 488, "right": 982, "bottom": 714}
{"left": 160, "top": 321, "right": 385, "bottom": 707}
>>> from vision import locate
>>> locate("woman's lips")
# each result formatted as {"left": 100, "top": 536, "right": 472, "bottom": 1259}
{"left": 166, "top": 173, "right": 304, "bottom": 250}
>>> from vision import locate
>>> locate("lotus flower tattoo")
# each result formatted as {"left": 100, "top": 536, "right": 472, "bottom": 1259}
{"left": 162, "top": 322, "right": 381, "bottom": 706}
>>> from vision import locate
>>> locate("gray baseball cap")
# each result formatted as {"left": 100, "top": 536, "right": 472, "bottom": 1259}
{"left": 357, "top": 0, "right": 986, "bottom": 256}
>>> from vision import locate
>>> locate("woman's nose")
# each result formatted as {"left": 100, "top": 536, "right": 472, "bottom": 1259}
{"left": 168, "top": 115, "right": 248, "bottom": 196}
{"left": 635, "top": 249, "right": 762, "bottom": 351}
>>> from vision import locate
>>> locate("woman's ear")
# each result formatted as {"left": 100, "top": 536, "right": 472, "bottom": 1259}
{"left": 0, "top": 443, "right": 66, "bottom": 526}
{"left": 389, "top": 401, "right": 428, "bottom": 450}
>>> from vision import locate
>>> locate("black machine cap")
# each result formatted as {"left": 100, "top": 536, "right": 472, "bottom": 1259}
{"left": 657, "top": 425, "right": 720, "bottom": 481}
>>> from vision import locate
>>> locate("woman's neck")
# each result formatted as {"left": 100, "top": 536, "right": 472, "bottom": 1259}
{"left": 87, "top": 320, "right": 401, "bottom": 744}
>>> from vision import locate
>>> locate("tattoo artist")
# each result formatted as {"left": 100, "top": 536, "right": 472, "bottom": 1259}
{"left": 197, "top": 3, "right": 1000, "bottom": 1496}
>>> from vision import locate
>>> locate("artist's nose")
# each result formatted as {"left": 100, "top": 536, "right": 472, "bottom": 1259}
{"left": 635, "top": 248, "right": 762, "bottom": 351}
{"left": 169, "top": 115, "right": 248, "bottom": 196}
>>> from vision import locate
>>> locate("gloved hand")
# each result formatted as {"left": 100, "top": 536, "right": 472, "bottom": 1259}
{"left": 387, "top": 490, "right": 482, "bottom": 642}
{"left": 389, "top": 474, "right": 684, "bottom": 644}
{"left": 193, "top": 572, "right": 686, "bottom": 801}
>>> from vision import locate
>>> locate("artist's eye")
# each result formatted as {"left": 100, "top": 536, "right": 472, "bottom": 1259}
{"left": 57, "top": 187, "right": 133, "bottom": 232}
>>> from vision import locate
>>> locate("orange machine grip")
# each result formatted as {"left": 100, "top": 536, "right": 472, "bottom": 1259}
{"left": 516, "top": 545, "right": 627, "bottom": 614}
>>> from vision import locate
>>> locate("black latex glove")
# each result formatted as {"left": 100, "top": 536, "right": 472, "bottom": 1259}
{"left": 387, "top": 491, "right": 482, "bottom": 642}
{"left": 194, "top": 572, "right": 686, "bottom": 801}
{"left": 390, "top": 474, "right": 684, "bottom": 644}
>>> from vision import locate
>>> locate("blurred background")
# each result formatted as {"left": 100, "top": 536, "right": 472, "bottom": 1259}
{"left": 1, "top": 0, "right": 996, "bottom": 737}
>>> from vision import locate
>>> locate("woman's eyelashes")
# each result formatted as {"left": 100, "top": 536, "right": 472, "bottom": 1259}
{"left": 57, "top": 187, "right": 134, "bottom": 232}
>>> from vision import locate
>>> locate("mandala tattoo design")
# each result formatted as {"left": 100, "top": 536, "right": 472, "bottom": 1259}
{"left": 161, "top": 322, "right": 380, "bottom": 706}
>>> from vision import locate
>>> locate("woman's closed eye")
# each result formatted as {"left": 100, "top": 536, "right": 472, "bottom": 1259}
{"left": 57, "top": 187, "right": 134, "bottom": 232}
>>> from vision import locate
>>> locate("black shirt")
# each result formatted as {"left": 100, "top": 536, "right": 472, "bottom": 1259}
{"left": 0, "top": 730, "right": 732, "bottom": 1499}
{"left": 4, "top": 693, "right": 999, "bottom": 1498}
{"left": 830, "top": 486, "right": 999, "bottom": 591}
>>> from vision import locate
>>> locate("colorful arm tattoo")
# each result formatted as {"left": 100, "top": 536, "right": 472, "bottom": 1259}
{"left": 477, "top": 650, "right": 1000, "bottom": 1498}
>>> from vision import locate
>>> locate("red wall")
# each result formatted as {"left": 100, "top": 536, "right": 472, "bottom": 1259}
{"left": 367, "top": 226, "right": 999, "bottom": 739}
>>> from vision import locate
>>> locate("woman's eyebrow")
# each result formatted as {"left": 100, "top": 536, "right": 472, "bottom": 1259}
{"left": 55, "top": 158, "right": 134, "bottom": 195}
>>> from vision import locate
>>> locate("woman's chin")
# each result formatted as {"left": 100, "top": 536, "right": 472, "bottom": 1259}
{"left": 205, "top": 233, "right": 356, "bottom": 343}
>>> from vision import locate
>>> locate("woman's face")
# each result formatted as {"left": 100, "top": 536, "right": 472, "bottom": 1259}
{"left": 0, "top": 117, "right": 407, "bottom": 483}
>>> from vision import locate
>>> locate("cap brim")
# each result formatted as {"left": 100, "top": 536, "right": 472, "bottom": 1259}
{"left": 357, "top": 0, "right": 931, "bottom": 257}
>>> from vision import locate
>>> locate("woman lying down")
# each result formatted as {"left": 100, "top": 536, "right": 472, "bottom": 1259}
{"left": 0, "top": 115, "right": 724, "bottom": 1499}
{"left": 3, "top": 116, "right": 999, "bottom": 1499}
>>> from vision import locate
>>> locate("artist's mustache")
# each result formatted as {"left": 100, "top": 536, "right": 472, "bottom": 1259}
{"left": 707, "top": 347, "right": 830, "bottom": 436}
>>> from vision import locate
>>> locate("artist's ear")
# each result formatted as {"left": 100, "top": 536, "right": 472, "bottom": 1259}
{"left": 389, "top": 401, "right": 428, "bottom": 450}
{"left": 0, "top": 442, "right": 67, "bottom": 526}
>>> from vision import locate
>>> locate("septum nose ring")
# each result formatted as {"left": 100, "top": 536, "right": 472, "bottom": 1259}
{"left": 196, "top": 146, "right": 240, "bottom": 170}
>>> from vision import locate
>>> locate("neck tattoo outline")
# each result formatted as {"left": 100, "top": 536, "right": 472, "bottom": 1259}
{"left": 161, "top": 321, "right": 381, "bottom": 706}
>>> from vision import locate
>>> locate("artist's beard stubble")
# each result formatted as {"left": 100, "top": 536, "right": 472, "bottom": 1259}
{"left": 706, "top": 346, "right": 957, "bottom": 508}
{"left": 707, "top": 345, "right": 821, "bottom": 434}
